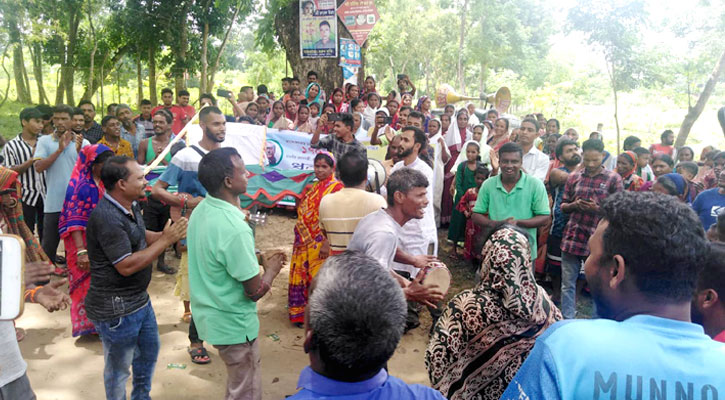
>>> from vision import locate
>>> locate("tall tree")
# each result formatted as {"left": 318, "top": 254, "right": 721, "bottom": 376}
{"left": 258, "top": 0, "right": 362, "bottom": 95}
{"left": 1, "top": 1, "right": 32, "bottom": 103}
{"left": 568, "top": 0, "right": 656, "bottom": 153}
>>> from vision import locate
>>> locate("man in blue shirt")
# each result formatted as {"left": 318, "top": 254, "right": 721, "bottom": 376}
{"left": 288, "top": 251, "right": 444, "bottom": 400}
{"left": 692, "top": 169, "right": 725, "bottom": 230}
{"left": 500, "top": 191, "right": 725, "bottom": 399}
{"left": 34, "top": 104, "right": 90, "bottom": 269}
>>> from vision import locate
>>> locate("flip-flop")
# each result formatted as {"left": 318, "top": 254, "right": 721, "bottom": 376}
{"left": 181, "top": 312, "right": 192, "bottom": 323}
{"left": 188, "top": 346, "right": 211, "bottom": 364}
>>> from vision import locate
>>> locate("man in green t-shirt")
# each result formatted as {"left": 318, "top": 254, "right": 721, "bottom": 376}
{"left": 472, "top": 142, "right": 550, "bottom": 260}
{"left": 187, "top": 147, "right": 286, "bottom": 400}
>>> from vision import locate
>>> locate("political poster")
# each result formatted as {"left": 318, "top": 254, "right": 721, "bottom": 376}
{"left": 300, "top": 0, "right": 338, "bottom": 58}
{"left": 337, "top": 0, "right": 379, "bottom": 46}
{"left": 339, "top": 38, "right": 361, "bottom": 68}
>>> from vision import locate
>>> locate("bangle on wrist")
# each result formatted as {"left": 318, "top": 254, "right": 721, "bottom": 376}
{"left": 25, "top": 286, "right": 42, "bottom": 303}
{"left": 77, "top": 249, "right": 88, "bottom": 256}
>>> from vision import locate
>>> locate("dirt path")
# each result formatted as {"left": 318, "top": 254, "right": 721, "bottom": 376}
{"left": 18, "top": 212, "right": 435, "bottom": 399}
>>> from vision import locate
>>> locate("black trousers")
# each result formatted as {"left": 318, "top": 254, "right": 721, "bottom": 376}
{"left": 22, "top": 200, "right": 44, "bottom": 242}
{"left": 41, "top": 212, "right": 61, "bottom": 264}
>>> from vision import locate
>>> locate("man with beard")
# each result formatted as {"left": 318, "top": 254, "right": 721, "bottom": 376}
{"left": 138, "top": 109, "right": 176, "bottom": 274}
{"left": 151, "top": 106, "right": 226, "bottom": 366}
{"left": 78, "top": 100, "right": 104, "bottom": 144}
{"left": 559, "top": 139, "right": 623, "bottom": 319}
{"left": 472, "top": 142, "right": 550, "bottom": 262}
{"left": 116, "top": 104, "right": 145, "bottom": 158}
{"left": 649, "top": 129, "right": 675, "bottom": 158}
{"left": 545, "top": 138, "right": 581, "bottom": 304}
{"left": 35, "top": 104, "right": 89, "bottom": 269}
{"left": 501, "top": 191, "right": 724, "bottom": 399}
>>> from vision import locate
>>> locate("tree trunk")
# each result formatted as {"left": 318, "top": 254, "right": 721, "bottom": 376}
{"left": 84, "top": 0, "right": 98, "bottom": 102}
{"left": 100, "top": 62, "right": 104, "bottom": 111}
{"left": 55, "top": 68, "right": 64, "bottom": 105}
{"left": 457, "top": 0, "right": 469, "bottom": 94}
{"left": 12, "top": 44, "right": 32, "bottom": 103}
{"left": 274, "top": 0, "right": 354, "bottom": 97}
{"left": 200, "top": 21, "right": 209, "bottom": 96}
{"left": 29, "top": 44, "right": 49, "bottom": 104}
{"left": 675, "top": 48, "right": 725, "bottom": 148}
{"left": 172, "top": 2, "right": 191, "bottom": 94}
{"left": 136, "top": 52, "right": 143, "bottom": 106}
{"left": 64, "top": 9, "right": 81, "bottom": 105}
{"left": 81, "top": 45, "right": 129, "bottom": 100}
{"left": 207, "top": 0, "right": 242, "bottom": 92}
{"left": 0, "top": 45, "right": 11, "bottom": 109}
{"left": 148, "top": 46, "right": 157, "bottom": 105}
{"left": 607, "top": 59, "right": 621, "bottom": 155}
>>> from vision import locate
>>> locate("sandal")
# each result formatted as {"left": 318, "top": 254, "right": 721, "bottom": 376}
{"left": 188, "top": 346, "right": 211, "bottom": 364}
{"left": 181, "top": 312, "right": 192, "bottom": 323}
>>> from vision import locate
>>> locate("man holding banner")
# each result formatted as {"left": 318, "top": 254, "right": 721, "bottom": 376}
{"left": 150, "top": 106, "right": 226, "bottom": 365}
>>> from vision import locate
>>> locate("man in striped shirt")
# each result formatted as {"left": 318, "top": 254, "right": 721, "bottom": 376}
{"left": 2, "top": 107, "right": 47, "bottom": 238}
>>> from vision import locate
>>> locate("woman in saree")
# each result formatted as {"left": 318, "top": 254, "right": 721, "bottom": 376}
{"left": 362, "top": 92, "right": 382, "bottom": 129}
{"left": 441, "top": 108, "right": 472, "bottom": 225}
{"left": 426, "top": 225, "right": 562, "bottom": 400}
{"left": 415, "top": 95, "right": 433, "bottom": 130}
{"left": 304, "top": 82, "right": 323, "bottom": 106}
{"left": 266, "top": 100, "right": 293, "bottom": 130}
{"left": 616, "top": 151, "right": 644, "bottom": 191}
{"left": 58, "top": 144, "right": 114, "bottom": 337}
{"left": 293, "top": 104, "right": 316, "bottom": 134}
{"left": 346, "top": 84, "right": 360, "bottom": 103}
{"left": 487, "top": 117, "right": 511, "bottom": 152}
{"left": 287, "top": 152, "right": 343, "bottom": 326}
{"left": 329, "top": 88, "right": 349, "bottom": 113}
{"left": 285, "top": 99, "right": 298, "bottom": 122}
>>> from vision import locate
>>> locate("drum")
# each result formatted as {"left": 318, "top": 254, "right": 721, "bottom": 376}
{"left": 366, "top": 159, "right": 388, "bottom": 194}
{"left": 421, "top": 261, "right": 451, "bottom": 295}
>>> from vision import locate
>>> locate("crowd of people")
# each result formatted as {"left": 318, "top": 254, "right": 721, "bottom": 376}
{"left": 1, "top": 70, "right": 724, "bottom": 400}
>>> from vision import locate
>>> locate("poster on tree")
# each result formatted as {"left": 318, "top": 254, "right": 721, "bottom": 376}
{"left": 300, "top": 0, "right": 338, "bottom": 58}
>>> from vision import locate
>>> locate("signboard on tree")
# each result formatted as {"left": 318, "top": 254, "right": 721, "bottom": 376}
{"left": 300, "top": 0, "right": 338, "bottom": 58}
{"left": 336, "top": 0, "right": 379, "bottom": 46}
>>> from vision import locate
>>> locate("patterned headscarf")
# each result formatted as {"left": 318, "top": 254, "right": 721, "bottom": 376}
{"left": 305, "top": 82, "right": 323, "bottom": 109}
{"left": 426, "top": 227, "right": 561, "bottom": 400}
{"left": 58, "top": 144, "right": 113, "bottom": 239}
{"left": 0, "top": 167, "right": 49, "bottom": 262}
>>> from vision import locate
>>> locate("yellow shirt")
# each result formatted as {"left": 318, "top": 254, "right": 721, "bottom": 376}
{"left": 98, "top": 136, "right": 134, "bottom": 158}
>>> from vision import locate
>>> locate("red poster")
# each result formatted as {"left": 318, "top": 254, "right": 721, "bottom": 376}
{"left": 336, "top": 0, "right": 379, "bottom": 47}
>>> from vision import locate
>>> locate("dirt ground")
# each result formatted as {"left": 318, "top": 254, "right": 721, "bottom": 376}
{"left": 17, "top": 212, "right": 442, "bottom": 399}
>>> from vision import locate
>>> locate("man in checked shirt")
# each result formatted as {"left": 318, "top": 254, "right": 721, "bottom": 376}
{"left": 560, "top": 138, "right": 623, "bottom": 319}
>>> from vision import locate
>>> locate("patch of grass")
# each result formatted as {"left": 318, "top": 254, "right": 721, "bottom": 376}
{"left": 0, "top": 100, "right": 35, "bottom": 140}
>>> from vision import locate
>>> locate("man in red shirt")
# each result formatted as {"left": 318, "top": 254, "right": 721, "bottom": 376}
{"left": 692, "top": 242, "right": 725, "bottom": 343}
{"left": 649, "top": 129, "right": 675, "bottom": 157}
{"left": 151, "top": 88, "right": 175, "bottom": 117}
{"left": 169, "top": 89, "right": 196, "bottom": 134}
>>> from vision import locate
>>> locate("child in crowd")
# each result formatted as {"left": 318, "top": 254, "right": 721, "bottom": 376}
{"left": 457, "top": 165, "right": 490, "bottom": 263}
{"left": 448, "top": 141, "right": 482, "bottom": 258}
